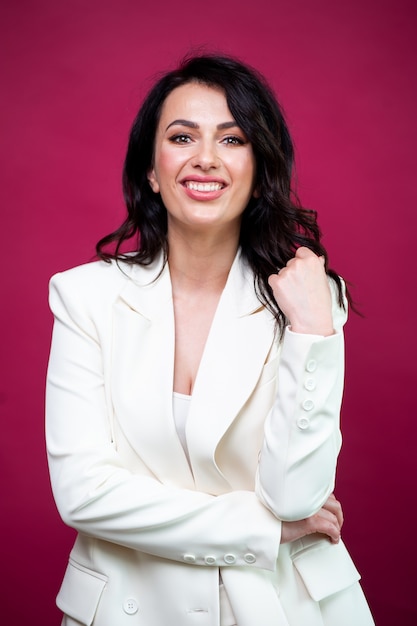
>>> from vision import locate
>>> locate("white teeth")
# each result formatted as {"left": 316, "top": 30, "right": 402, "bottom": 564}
{"left": 185, "top": 181, "right": 223, "bottom": 192}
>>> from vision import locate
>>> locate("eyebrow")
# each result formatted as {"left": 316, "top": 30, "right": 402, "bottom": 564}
{"left": 165, "top": 119, "right": 239, "bottom": 131}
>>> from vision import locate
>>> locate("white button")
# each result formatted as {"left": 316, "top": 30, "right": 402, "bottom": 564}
{"left": 183, "top": 554, "right": 196, "bottom": 563}
{"left": 244, "top": 553, "right": 256, "bottom": 564}
{"left": 223, "top": 553, "right": 236, "bottom": 564}
{"left": 304, "top": 377, "right": 316, "bottom": 391}
{"left": 297, "top": 416, "right": 310, "bottom": 430}
{"left": 123, "top": 598, "right": 138, "bottom": 615}
{"left": 204, "top": 555, "right": 216, "bottom": 565}
{"left": 302, "top": 399, "right": 314, "bottom": 411}
{"left": 306, "top": 359, "right": 317, "bottom": 372}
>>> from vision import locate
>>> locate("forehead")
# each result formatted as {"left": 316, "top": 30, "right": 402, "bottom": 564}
{"left": 158, "top": 82, "right": 233, "bottom": 126}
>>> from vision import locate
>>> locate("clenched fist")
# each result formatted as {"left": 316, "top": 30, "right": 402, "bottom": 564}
{"left": 268, "top": 247, "right": 334, "bottom": 336}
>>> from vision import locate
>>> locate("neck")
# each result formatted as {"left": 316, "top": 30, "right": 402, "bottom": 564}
{"left": 167, "top": 226, "right": 239, "bottom": 294}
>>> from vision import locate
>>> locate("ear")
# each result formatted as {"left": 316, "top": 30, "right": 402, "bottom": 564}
{"left": 252, "top": 187, "right": 260, "bottom": 198}
{"left": 147, "top": 168, "right": 160, "bottom": 193}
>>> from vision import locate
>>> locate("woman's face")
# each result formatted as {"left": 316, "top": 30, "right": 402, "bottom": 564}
{"left": 148, "top": 82, "right": 257, "bottom": 236}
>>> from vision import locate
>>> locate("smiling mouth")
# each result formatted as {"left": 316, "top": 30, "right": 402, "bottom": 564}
{"left": 183, "top": 181, "right": 225, "bottom": 192}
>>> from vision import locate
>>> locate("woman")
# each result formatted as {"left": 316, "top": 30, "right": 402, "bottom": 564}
{"left": 46, "top": 55, "right": 374, "bottom": 625}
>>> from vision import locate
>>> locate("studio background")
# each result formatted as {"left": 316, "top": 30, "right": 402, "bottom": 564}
{"left": 1, "top": 1, "right": 416, "bottom": 624}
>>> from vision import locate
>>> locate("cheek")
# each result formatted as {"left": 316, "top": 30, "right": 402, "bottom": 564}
{"left": 234, "top": 155, "right": 256, "bottom": 189}
{"left": 155, "top": 147, "right": 182, "bottom": 185}
{"left": 225, "top": 147, "right": 255, "bottom": 175}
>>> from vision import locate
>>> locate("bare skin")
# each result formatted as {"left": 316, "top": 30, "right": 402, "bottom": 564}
{"left": 169, "top": 236, "right": 237, "bottom": 395}
{"left": 150, "top": 83, "right": 342, "bottom": 544}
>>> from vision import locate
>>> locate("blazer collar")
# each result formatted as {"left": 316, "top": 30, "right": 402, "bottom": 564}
{"left": 118, "top": 250, "right": 264, "bottom": 320}
{"left": 117, "top": 253, "right": 171, "bottom": 320}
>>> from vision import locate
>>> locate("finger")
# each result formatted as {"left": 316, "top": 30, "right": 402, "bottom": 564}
{"left": 315, "top": 520, "right": 340, "bottom": 544}
{"left": 295, "top": 246, "right": 315, "bottom": 259}
{"left": 294, "top": 247, "right": 325, "bottom": 270}
{"left": 306, "top": 508, "right": 341, "bottom": 544}
{"left": 268, "top": 274, "right": 279, "bottom": 289}
{"left": 322, "top": 495, "right": 344, "bottom": 529}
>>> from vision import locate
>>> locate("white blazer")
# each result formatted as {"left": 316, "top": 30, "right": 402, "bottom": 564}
{"left": 46, "top": 251, "right": 374, "bottom": 626}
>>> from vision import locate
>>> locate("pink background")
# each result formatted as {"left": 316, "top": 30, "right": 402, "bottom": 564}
{"left": 1, "top": 0, "right": 416, "bottom": 623}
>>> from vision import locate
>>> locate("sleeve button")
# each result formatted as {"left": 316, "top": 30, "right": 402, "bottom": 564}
{"left": 183, "top": 554, "right": 196, "bottom": 563}
{"left": 223, "top": 553, "right": 236, "bottom": 564}
{"left": 306, "top": 359, "right": 317, "bottom": 372}
{"left": 204, "top": 555, "right": 216, "bottom": 565}
{"left": 304, "top": 377, "right": 316, "bottom": 391}
{"left": 244, "top": 553, "right": 256, "bottom": 564}
{"left": 302, "top": 399, "right": 314, "bottom": 411}
{"left": 297, "top": 416, "right": 310, "bottom": 430}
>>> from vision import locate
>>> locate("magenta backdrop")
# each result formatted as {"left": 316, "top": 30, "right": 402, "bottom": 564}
{"left": 1, "top": 1, "right": 416, "bottom": 624}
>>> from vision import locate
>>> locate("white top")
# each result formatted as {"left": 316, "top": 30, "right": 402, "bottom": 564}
{"left": 172, "top": 392, "right": 191, "bottom": 463}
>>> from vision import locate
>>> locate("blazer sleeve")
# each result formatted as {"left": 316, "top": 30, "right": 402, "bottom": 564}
{"left": 255, "top": 278, "right": 348, "bottom": 521}
{"left": 46, "top": 268, "right": 281, "bottom": 571}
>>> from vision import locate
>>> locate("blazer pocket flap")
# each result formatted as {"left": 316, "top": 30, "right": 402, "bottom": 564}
{"left": 291, "top": 539, "right": 360, "bottom": 602}
{"left": 56, "top": 558, "right": 108, "bottom": 625}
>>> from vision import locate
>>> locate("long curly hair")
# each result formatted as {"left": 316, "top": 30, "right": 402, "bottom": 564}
{"left": 97, "top": 54, "right": 346, "bottom": 331}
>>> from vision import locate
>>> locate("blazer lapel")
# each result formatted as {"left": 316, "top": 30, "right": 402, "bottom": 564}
{"left": 110, "top": 256, "right": 196, "bottom": 489}
{"left": 186, "top": 253, "right": 276, "bottom": 493}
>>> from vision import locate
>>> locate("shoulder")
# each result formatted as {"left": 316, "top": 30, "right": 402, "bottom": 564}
{"left": 50, "top": 258, "right": 127, "bottom": 287}
{"left": 48, "top": 258, "right": 148, "bottom": 322}
{"left": 48, "top": 254, "right": 166, "bottom": 318}
{"left": 49, "top": 259, "right": 132, "bottom": 303}
{"left": 48, "top": 261, "right": 125, "bottom": 328}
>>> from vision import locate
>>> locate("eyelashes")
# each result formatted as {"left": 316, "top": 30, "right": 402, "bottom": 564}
{"left": 168, "top": 133, "right": 192, "bottom": 144}
{"left": 222, "top": 136, "right": 245, "bottom": 146}
{"left": 168, "top": 133, "right": 247, "bottom": 146}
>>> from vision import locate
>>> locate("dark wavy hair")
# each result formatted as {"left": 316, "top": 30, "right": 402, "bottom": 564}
{"left": 97, "top": 54, "right": 346, "bottom": 330}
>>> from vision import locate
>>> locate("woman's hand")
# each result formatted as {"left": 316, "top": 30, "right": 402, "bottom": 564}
{"left": 280, "top": 494, "right": 343, "bottom": 544}
{"left": 268, "top": 247, "right": 334, "bottom": 336}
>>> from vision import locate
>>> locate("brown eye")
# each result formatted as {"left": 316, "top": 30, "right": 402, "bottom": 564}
{"left": 169, "top": 134, "right": 192, "bottom": 144}
{"left": 222, "top": 136, "right": 245, "bottom": 145}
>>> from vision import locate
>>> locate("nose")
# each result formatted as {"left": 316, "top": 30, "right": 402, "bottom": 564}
{"left": 191, "top": 139, "right": 220, "bottom": 170}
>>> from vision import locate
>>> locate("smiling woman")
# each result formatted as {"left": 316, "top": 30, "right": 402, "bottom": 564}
{"left": 46, "top": 54, "right": 375, "bottom": 626}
